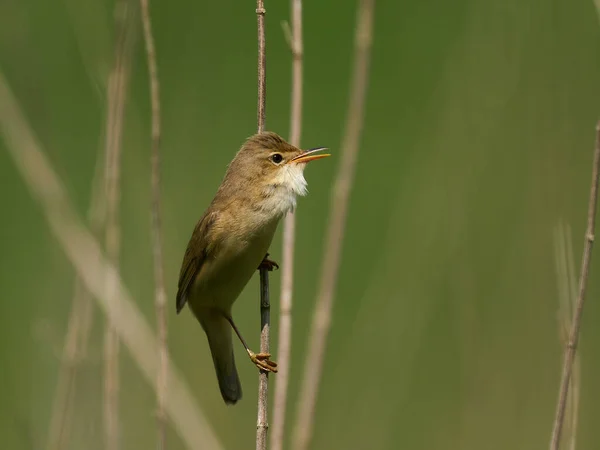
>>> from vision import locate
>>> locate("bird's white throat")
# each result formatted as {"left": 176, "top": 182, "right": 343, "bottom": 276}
{"left": 279, "top": 163, "right": 308, "bottom": 197}
{"left": 263, "top": 163, "right": 308, "bottom": 217}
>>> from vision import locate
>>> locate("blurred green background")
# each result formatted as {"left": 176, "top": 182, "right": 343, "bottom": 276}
{"left": 1, "top": 0, "right": 600, "bottom": 449}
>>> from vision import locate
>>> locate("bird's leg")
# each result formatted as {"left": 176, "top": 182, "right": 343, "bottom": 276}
{"left": 224, "top": 315, "right": 278, "bottom": 373}
{"left": 258, "top": 252, "right": 279, "bottom": 271}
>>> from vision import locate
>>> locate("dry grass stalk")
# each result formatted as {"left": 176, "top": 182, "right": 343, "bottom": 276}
{"left": 255, "top": 1, "right": 271, "bottom": 450}
{"left": 46, "top": 275, "right": 95, "bottom": 450}
{"left": 550, "top": 122, "right": 600, "bottom": 449}
{"left": 291, "top": 1, "right": 375, "bottom": 450}
{"left": 138, "top": 0, "right": 168, "bottom": 446}
{"left": 0, "top": 70, "right": 224, "bottom": 450}
{"left": 563, "top": 227, "right": 581, "bottom": 450}
{"left": 271, "top": 3, "right": 304, "bottom": 450}
{"left": 46, "top": 145, "right": 107, "bottom": 450}
{"left": 256, "top": 0, "right": 267, "bottom": 135}
{"left": 552, "top": 222, "right": 582, "bottom": 450}
{"left": 102, "top": 3, "right": 135, "bottom": 448}
{"left": 257, "top": 268, "right": 271, "bottom": 450}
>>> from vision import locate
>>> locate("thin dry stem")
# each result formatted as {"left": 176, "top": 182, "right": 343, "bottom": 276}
{"left": 553, "top": 222, "right": 581, "bottom": 450}
{"left": 292, "top": 1, "right": 375, "bottom": 449}
{"left": 257, "top": 268, "right": 271, "bottom": 450}
{"left": 103, "top": 330, "right": 120, "bottom": 450}
{"left": 256, "top": 0, "right": 266, "bottom": 134}
{"left": 564, "top": 227, "right": 581, "bottom": 450}
{"left": 46, "top": 279, "right": 94, "bottom": 450}
{"left": 0, "top": 70, "right": 224, "bottom": 450}
{"left": 46, "top": 145, "right": 106, "bottom": 450}
{"left": 255, "top": 2, "right": 270, "bottom": 450}
{"left": 139, "top": 0, "right": 168, "bottom": 446}
{"left": 102, "top": 4, "right": 135, "bottom": 448}
{"left": 271, "top": 2, "right": 303, "bottom": 450}
{"left": 549, "top": 121, "right": 600, "bottom": 449}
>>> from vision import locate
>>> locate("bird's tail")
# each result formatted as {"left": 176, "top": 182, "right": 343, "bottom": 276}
{"left": 199, "top": 310, "right": 242, "bottom": 404}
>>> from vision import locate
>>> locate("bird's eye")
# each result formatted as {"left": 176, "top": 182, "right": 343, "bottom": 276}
{"left": 271, "top": 153, "right": 283, "bottom": 164}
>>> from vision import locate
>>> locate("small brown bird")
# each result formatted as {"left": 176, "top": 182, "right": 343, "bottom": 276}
{"left": 176, "top": 132, "right": 330, "bottom": 404}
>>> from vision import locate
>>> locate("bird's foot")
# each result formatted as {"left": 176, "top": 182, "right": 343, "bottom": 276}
{"left": 248, "top": 351, "right": 278, "bottom": 373}
{"left": 258, "top": 253, "right": 279, "bottom": 271}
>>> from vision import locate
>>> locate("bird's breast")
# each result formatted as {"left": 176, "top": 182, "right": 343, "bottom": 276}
{"left": 259, "top": 188, "right": 297, "bottom": 217}
{"left": 190, "top": 217, "right": 279, "bottom": 311}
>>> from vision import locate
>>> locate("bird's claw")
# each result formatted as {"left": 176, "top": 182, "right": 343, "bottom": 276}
{"left": 248, "top": 351, "right": 278, "bottom": 373}
{"left": 258, "top": 253, "right": 279, "bottom": 271}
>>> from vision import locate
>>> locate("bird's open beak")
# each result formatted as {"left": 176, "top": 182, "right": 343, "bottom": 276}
{"left": 289, "top": 147, "right": 331, "bottom": 164}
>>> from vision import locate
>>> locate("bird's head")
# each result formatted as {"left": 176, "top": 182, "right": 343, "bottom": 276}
{"left": 222, "top": 132, "right": 330, "bottom": 213}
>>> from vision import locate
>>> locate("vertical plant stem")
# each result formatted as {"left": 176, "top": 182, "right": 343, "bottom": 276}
{"left": 139, "top": 0, "right": 168, "bottom": 447}
{"left": 564, "top": 227, "right": 581, "bottom": 450}
{"left": 256, "top": 0, "right": 266, "bottom": 134}
{"left": 291, "top": 1, "right": 375, "bottom": 450}
{"left": 553, "top": 222, "right": 581, "bottom": 450}
{"left": 549, "top": 121, "right": 600, "bottom": 450}
{"left": 46, "top": 280, "right": 93, "bottom": 450}
{"left": 46, "top": 147, "right": 106, "bottom": 450}
{"left": 255, "top": 2, "right": 270, "bottom": 450}
{"left": 103, "top": 327, "right": 119, "bottom": 450}
{"left": 257, "top": 269, "right": 271, "bottom": 450}
{"left": 271, "top": 2, "right": 303, "bottom": 450}
{"left": 103, "top": 3, "right": 134, "bottom": 449}
{"left": 0, "top": 69, "right": 225, "bottom": 450}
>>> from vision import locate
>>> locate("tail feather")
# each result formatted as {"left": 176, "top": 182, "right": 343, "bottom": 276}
{"left": 200, "top": 310, "right": 242, "bottom": 404}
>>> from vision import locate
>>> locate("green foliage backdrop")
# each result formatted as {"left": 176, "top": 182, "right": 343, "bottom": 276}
{"left": 1, "top": 0, "right": 599, "bottom": 449}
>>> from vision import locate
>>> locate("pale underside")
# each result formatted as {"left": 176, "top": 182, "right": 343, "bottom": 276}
{"left": 188, "top": 162, "right": 308, "bottom": 315}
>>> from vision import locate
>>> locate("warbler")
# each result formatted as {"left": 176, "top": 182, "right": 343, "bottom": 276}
{"left": 176, "top": 132, "right": 329, "bottom": 404}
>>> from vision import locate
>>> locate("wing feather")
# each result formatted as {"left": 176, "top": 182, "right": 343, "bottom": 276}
{"left": 175, "top": 211, "right": 217, "bottom": 313}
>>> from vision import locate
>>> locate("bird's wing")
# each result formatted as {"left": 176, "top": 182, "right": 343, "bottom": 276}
{"left": 176, "top": 211, "right": 218, "bottom": 313}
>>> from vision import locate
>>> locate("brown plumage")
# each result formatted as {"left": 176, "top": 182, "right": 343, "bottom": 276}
{"left": 176, "top": 132, "right": 329, "bottom": 404}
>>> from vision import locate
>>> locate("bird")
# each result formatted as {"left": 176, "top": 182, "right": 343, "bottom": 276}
{"left": 176, "top": 131, "right": 330, "bottom": 404}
